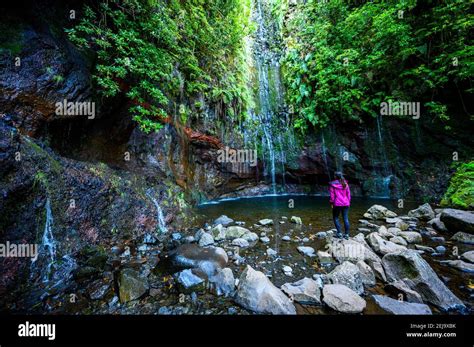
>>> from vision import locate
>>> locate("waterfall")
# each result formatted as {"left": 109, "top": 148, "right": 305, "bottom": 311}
{"left": 41, "top": 198, "right": 56, "bottom": 282}
{"left": 321, "top": 133, "right": 331, "bottom": 181}
{"left": 146, "top": 191, "right": 168, "bottom": 233}
{"left": 244, "top": 0, "right": 291, "bottom": 194}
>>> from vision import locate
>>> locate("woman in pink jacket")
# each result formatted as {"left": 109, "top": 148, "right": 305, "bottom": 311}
{"left": 329, "top": 171, "right": 351, "bottom": 239}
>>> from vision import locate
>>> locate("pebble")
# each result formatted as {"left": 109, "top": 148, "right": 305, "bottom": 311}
{"left": 282, "top": 236, "right": 291, "bottom": 241}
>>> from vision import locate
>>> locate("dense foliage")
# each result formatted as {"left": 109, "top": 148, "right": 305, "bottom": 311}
{"left": 280, "top": 0, "right": 473, "bottom": 132}
{"left": 441, "top": 161, "right": 474, "bottom": 209}
{"left": 67, "top": 0, "right": 252, "bottom": 132}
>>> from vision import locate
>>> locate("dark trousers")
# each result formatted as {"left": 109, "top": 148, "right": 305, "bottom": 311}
{"left": 333, "top": 206, "right": 350, "bottom": 236}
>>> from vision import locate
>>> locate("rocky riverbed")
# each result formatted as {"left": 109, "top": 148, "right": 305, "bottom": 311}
{"left": 17, "top": 200, "right": 472, "bottom": 315}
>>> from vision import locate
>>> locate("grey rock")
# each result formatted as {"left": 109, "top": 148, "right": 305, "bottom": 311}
{"left": 367, "top": 232, "right": 407, "bottom": 255}
{"left": 356, "top": 260, "right": 376, "bottom": 287}
{"left": 266, "top": 248, "right": 277, "bottom": 257}
{"left": 451, "top": 232, "right": 474, "bottom": 244}
{"left": 373, "top": 295, "right": 432, "bottom": 315}
{"left": 365, "top": 205, "right": 397, "bottom": 220}
{"left": 281, "top": 277, "right": 322, "bottom": 304}
{"left": 235, "top": 265, "right": 296, "bottom": 314}
{"left": 461, "top": 250, "right": 474, "bottom": 263}
{"left": 414, "top": 244, "right": 435, "bottom": 253}
{"left": 170, "top": 244, "right": 228, "bottom": 278}
{"left": 290, "top": 216, "right": 302, "bottom": 224}
{"left": 210, "top": 267, "right": 235, "bottom": 297}
{"left": 385, "top": 279, "right": 424, "bottom": 303}
{"left": 214, "top": 215, "right": 234, "bottom": 226}
{"left": 439, "top": 260, "right": 474, "bottom": 273}
{"left": 427, "top": 217, "right": 448, "bottom": 233}
{"left": 408, "top": 203, "right": 435, "bottom": 221}
{"left": 260, "top": 236, "right": 270, "bottom": 243}
{"left": 176, "top": 269, "right": 205, "bottom": 292}
{"left": 317, "top": 250, "right": 333, "bottom": 264}
{"left": 440, "top": 209, "right": 474, "bottom": 234}
{"left": 390, "top": 236, "right": 408, "bottom": 246}
{"left": 322, "top": 284, "right": 366, "bottom": 313}
{"left": 382, "top": 249, "right": 465, "bottom": 311}
{"left": 297, "top": 246, "right": 316, "bottom": 257}
{"left": 225, "top": 226, "right": 251, "bottom": 239}
{"left": 242, "top": 232, "right": 259, "bottom": 242}
{"left": 282, "top": 235, "right": 291, "bottom": 241}
{"left": 259, "top": 219, "right": 274, "bottom": 226}
{"left": 397, "top": 231, "right": 423, "bottom": 244}
{"left": 435, "top": 245, "right": 446, "bottom": 253}
{"left": 327, "top": 261, "right": 364, "bottom": 295}
{"left": 210, "top": 224, "right": 226, "bottom": 241}
{"left": 198, "top": 232, "right": 215, "bottom": 247}
{"left": 232, "top": 238, "right": 250, "bottom": 248}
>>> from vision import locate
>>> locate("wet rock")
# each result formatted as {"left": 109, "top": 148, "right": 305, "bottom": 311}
{"left": 327, "top": 261, "right": 364, "bottom": 295}
{"left": 281, "top": 278, "right": 321, "bottom": 305}
{"left": 88, "top": 280, "right": 111, "bottom": 300}
{"left": 170, "top": 244, "right": 228, "bottom": 277}
{"left": 431, "top": 236, "right": 446, "bottom": 243}
{"left": 232, "top": 238, "right": 249, "bottom": 248}
{"left": 198, "top": 232, "right": 214, "bottom": 247}
{"left": 435, "top": 245, "right": 446, "bottom": 253}
{"left": 439, "top": 260, "right": 474, "bottom": 273}
{"left": 118, "top": 268, "right": 149, "bottom": 303}
{"left": 395, "top": 220, "right": 410, "bottom": 231}
{"left": 290, "top": 216, "right": 302, "bottom": 224}
{"left": 382, "top": 250, "right": 465, "bottom": 311}
{"left": 367, "top": 232, "right": 407, "bottom": 255}
{"left": 387, "top": 227, "right": 401, "bottom": 235}
{"left": 408, "top": 203, "right": 435, "bottom": 221}
{"left": 172, "top": 233, "right": 182, "bottom": 241}
{"left": 214, "top": 215, "right": 234, "bottom": 226}
{"left": 451, "top": 232, "right": 474, "bottom": 244}
{"left": 235, "top": 265, "right": 296, "bottom": 314}
{"left": 414, "top": 245, "right": 435, "bottom": 253}
{"left": 266, "top": 248, "right": 277, "bottom": 257}
{"left": 297, "top": 246, "right": 315, "bottom": 257}
{"left": 427, "top": 217, "right": 448, "bottom": 233}
{"left": 209, "top": 267, "right": 235, "bottom": 297}
{"left": 397, "top": 231, "right": 422, "bottom": 244}
{"left": 364, "top": 205, "right": 397, "bottom": 220}
{"left": 259, "top": 219, "right": 274, "bottom": 226}
{"left": 210, "top": 224, "right": 226, "bottom": 241}
{"left": 317, "top": 251, "right": 333, "bottom": 264}
{"left": 386, "top": 217, "right": 402, "bottom": 224}
{"left": 372, "top": 295, "right": 432, "bottom": 315}
{"left": 390, "top": 236, "right": 408, "bottom": 246}
{"left": 461, "top": 250, "right": 474, "bottom": 263}
{"left": 441, "top": 209, "right": 474, "bottom": 234}
{"left": 225, "top": 226, "right": 251, "bottom": 239}
{"left": 176, "top": 269, "right": 205, "bottom": 292}
{"left": 356, "top": 260, "right": 375, "bottom": 287}
{"left": 282, "top": 235, "right": 291, "bottom": 241}
{"left": 322, "top": 284, "right": 366, "bottom": 314}
{"left": 260, "top": 236, "right": 270, "bottom": 243}
{"left": 385, "top": 280, "right": 423, "bottom": 303}
{"left": 242, "top": 232, "right": 259, "bottom": 242}
{"left": 282, "top": 266, "right": 293, "bottom": 276}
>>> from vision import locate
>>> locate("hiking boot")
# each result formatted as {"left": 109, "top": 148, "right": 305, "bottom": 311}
{"left": 344, "top": 234, "right": 349, "bottom": 240}
{"left": 334, "top": 233, "right": 343, "bottom": 239}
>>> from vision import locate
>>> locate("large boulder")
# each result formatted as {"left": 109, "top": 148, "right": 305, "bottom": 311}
{"left": 372, "top": 295, "right": 432, "bottom": 315}
{"left": 366, "top": 232, "right": 407, "bottom": 255}
{"left": 382, "top": 250, "right": 465, "bottom": 311}
{"left": 118, "top": 268, "right": 149, "bottom": 303}
{"left": 322, "top": 284, "right": 366, "bottom": 314}
{"left": 461, "top": 250, "right": 474, "bottom": 263}
{"left": 384, "top": 280, "right": 423, "bottom": 303}
{"left": 440, "top": 209, "right": 474, "bottom": 234}
{"left": 209, "top": 267, "right": 235, "bottom": 297}
{"left": 210, "top": 224, "right": 226, "bottom": 241}
{"left": 408, "top": 203, "right": 435, "bottom": 221}
{"left": 281, "top": 277, "right": 322, "bottom": 305}
{"left": 356, "top": 260, "right": 376, "bottom": 287}
{"left": 451, "top": 232, "right": 474, "bottom": 244}
{"left": 225, "top": 226, "right": 251, "bottom": 239}
{"left": 170, "top": 244, "right": 228, "bottom": 277}
{"left": 327, "top": 261, "right": 364, "bottom": 295}
{"left": 364, "top": 205, "right": 397, "bottom": 220}
{"left": 427, "top": 217, "right": 448, "bottom": 233}
{"left": 235, "top": 266, "right": 296, "bottom": 314}
{"left": 198, "top": 232, "right": 215, "bottom": 247}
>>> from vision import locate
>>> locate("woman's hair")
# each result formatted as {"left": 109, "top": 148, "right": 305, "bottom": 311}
{"left": 334, "top": 171, "right": 347, "bottom": 188}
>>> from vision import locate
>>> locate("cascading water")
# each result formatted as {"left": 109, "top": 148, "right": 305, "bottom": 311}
{"left": 146, "top": 191, "right": 168, "bottom": 233}
{"left": 244, "top": 0, "right": 292, "bottom": 194}
{"left": 41, "top": 197, "right": 56, "bottom": 282}
{"left": 375, "top": 115, "right": 393, "bottom": 197}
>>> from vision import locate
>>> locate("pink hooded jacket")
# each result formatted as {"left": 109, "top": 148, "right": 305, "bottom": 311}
{"left": 329, "top": 180, "right": 351, "bottom": 207}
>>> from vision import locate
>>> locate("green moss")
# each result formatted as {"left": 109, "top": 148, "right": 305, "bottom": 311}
{"left": 441, "top": 161, "right": 474, "bottom": 209}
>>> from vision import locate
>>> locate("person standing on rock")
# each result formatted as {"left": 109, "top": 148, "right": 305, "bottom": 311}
{"left": 329, "top": 171, "right": 351, "bottom": 239}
